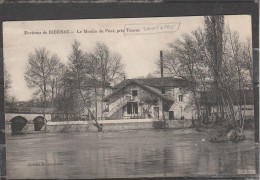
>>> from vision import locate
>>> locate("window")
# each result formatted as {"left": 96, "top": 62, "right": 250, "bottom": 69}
{"left": 127, "top": 103, "right": 132, "bottom": 114}
{"left": 161, "top": 89, "right": 165, "bottom": 94}
{"left": 127, "top": 102, "right": 138, "bottom": 114}
{"left": 169, "top": 111, "right": 174, "bottom": 120}
{"left": 133, "top": 103, "right": 138, "bottom": 114}
{"left": 178, "top": 95, "right": 183, "bottom": 102}
{"left": 104, "top": 103, "right": 109, "bottom": 112}
{"left": 132, "top": 90, "right": 138, "bottom": 97}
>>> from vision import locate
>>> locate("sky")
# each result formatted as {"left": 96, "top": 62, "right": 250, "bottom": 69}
{"left": 3, "top": 15, "right": 252, "bottom": 101}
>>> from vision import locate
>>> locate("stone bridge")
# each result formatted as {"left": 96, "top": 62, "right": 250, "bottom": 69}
{"left": 5, "top": 113, "right": 52, "bottom": 133}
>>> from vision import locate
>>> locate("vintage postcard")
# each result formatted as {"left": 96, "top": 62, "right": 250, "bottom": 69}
{"left": 3, "top": 16, "right": 256, "bottom": 179}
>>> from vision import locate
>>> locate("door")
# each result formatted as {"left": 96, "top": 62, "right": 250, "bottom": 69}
{"left": 169, "top": 111, "right": 174, "bottom": 120}
{"left": 154, "top": 107, "right": 159, "bottom": 119}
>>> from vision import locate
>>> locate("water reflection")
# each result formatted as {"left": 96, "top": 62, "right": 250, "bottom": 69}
{"left": 6, "top": 129, "right": 256, "bottom": 179}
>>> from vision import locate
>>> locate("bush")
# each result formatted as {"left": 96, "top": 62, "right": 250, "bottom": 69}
{"left": 227, "top": 128, "right": 245, "bottom": 142}
{"left": 209, "top": 127, "right": 246, "bottom": 143}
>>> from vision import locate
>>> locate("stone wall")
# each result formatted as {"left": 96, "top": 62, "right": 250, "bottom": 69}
{"left": 101, "top": 121, "right": 154, "bottom": 132}
{"left": 6, "top": 118, "right": 193, "bottom": 133}
{"left": 46, "top": 119, "right": 193, "bottom": 133}
{"left": 167, "top": 119, "right": 193, "bottom": 129}
{"left": 47, "top": 122, "right": 97, "bottom": 133}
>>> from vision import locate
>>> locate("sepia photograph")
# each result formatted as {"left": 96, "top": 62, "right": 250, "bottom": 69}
{"left": 3, "top": 15, "right": 256, "bottom": 179}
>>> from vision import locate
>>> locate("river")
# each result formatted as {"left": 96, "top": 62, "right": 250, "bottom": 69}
{"left": 6, "top": 128, "right": 256, "bottom": 179}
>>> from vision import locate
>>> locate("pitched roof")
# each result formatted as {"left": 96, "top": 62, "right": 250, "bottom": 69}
{"left": 113, "top": 77, "right": 189, "bottom": 89}
{"left": 103, "top": 80, "right": 174, "bottom": 102}
{"left": 142, "top": 85, "right": 174, "bottom": 102}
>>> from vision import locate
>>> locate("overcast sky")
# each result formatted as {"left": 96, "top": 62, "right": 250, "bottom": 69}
{"left": 3, "top": 15, "right": 252, "bottom": 101}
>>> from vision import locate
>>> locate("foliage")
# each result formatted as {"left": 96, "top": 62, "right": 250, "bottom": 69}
{"left": 87, "top": 42, "right": 125, "bottom": 86}
{"left": 24, "top": 47, "right": 64, "bottom": 130}
{"left": 162, "top": 15, "right": 253, "bottom": 132}
{"left": 66, "top": 40, "right": 90, "bottom": 114}
{"left": 4, "top": 66, "right": 11, "bottom": 101}
{"left": 86, "top": 42, "right": 125, "bottom": 119}
{"left": 62, "top": 40, "right": 125, "bottom": 130}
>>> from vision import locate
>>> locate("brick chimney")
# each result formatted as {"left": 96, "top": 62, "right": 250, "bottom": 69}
{"left": 160, "top": 50, "right": 163, "bottom": 78}
{"left": 160, "top": 51, "right": 165, "bottom": 94}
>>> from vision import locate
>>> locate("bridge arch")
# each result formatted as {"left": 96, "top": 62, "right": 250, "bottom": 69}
{"left": 33, "top": 116, "right": 45, "bottom": 131}
{"left": 10, "top": 116, "right": 28, "bottom": 133}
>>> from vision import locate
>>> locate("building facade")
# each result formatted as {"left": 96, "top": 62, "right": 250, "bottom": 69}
{"left": 103, "top": 77, "right": 193, "bottom": 120}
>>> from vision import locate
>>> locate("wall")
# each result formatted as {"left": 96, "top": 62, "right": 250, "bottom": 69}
{"left": 166, "top": 119, "right": 193, "bottom": 129}
{"left": 5, "top": 117, "right": 193, "bottom": 133}
{"left": 45, "top": 119, "right": 193, "bottom": 133}
{"left": 168, "top": 88, "right": 194, "bottom": 119}
{"left": 107, "top": 83, "right": 163, "bottom": 120}
{"left": 109, "top": 108, "right": 123, "bottom": 120}
{"left": 5, "top": 106, "right": 55, "bottom": 114}
{"left": 47, "top": 121, "right": 97, "bottom": 133}
{"left": 106, "top": 84, "right": 195, "bottom": 121}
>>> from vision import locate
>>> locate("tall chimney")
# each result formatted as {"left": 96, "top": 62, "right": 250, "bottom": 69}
{"left": 160, "top": 50, "right": 163, "bottom": 77}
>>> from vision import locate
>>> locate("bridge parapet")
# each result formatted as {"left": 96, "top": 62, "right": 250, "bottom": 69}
{"left": 5, "top": 113, "right": 52, "bottom": 123}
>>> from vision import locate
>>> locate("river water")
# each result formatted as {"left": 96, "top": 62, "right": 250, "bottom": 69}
{"left": 6, "top": 129, "right": 256, "bottom": 179}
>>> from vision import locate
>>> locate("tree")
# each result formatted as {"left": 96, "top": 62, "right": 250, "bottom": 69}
{"left": 49, "top": 64, "right": 65, "bottom": 108}
{"left": 162, "top": 15, "right": 253, "bottom": 132}
{"left": 163, "top": 32, "right": 207, "bottom": 124}
{"left": 67, "top": 40, "right": 89, "bottom": 113}
{"left": 24, "top": 47, "right": 64, "bottom": 131}
{"left": 224, "top": 27, "right": 254, "bottom": 129}
{"left": 4, "top": 66, "right": 11, "bottom": 101}
{"left": 87, "top": 42, "right": 125, "bottom": 119}
{"left": 67, "top": 40, "right": 103, "bottom": 130}
{"left": 204, "top": 16, "right": 226, "bottom": 122}
{"left": 241, "top": 38, "right": 253, "bottom": 89}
